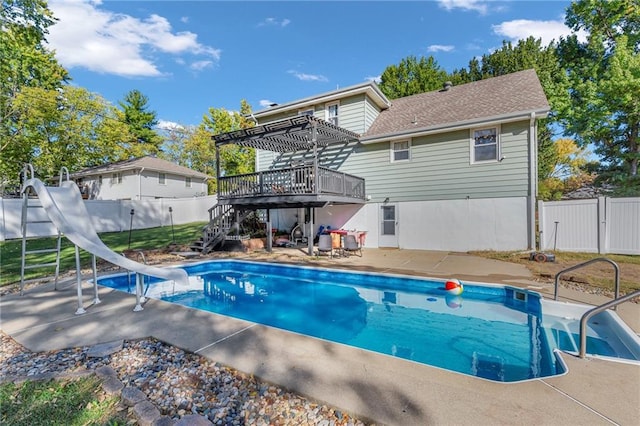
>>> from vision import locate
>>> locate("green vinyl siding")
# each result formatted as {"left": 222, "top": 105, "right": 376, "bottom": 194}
{"left": 339, "top": 121, "right": 531, "bottom": 202}
{"left": 364, "top": 96, "right": 382, "bottom": 133}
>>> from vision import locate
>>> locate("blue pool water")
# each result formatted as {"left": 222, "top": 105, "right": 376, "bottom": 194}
{"left": 98, "top": 260, "right": 569, "bottom": 382}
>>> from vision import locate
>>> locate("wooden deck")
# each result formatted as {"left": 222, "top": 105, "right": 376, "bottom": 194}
{"left": 218, "top": 165, "right": 366, "bottom": 208}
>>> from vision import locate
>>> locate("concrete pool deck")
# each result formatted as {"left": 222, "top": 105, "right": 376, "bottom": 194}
{"left": 1, "top": 249, "right": 638, "bottom": 425}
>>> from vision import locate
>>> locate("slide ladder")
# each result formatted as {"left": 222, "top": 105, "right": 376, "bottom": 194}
{"left": 20, "top": 164, "right": 62, "bottom": 292}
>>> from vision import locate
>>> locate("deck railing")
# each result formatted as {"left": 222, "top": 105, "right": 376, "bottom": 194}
{"left": 218, "top": 166, "right": 365, "bottom": 200}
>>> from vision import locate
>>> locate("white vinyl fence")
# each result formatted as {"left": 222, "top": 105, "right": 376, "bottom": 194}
{"left": 538, "top": 197, "right": 640, "bottom": 255}
{"left": 0, "top": 195, "right": 217, "bottom": 241}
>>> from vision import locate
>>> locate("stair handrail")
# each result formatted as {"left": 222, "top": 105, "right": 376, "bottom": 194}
{"left": 579, "top": 289, "right": 640, "bottom": 358}
{"left": 554, "top": 258, "right": 620, "bottom": 309}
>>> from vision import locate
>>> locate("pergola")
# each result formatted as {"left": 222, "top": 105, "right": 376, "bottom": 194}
{"left": 211, "top": 115, "right": 365, "bottom": 254}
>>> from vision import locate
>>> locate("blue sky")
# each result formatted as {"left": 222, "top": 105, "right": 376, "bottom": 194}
{"left": 46, "top": 1, "right": 582, "bottom": 130}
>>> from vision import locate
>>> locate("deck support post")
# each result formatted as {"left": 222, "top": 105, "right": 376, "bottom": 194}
{"left": 266, "top": 209, "right": 272, "bottom": 252}
{"left": 308, "top": 207, "right": 314, "bottom": 256}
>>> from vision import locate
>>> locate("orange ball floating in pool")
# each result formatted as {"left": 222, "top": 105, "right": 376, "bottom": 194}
{"left": 445, "top": 279, "right": 464, "bottom": 295}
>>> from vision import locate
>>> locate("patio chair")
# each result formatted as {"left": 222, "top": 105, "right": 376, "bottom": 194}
{"left": 317, "top": 233, "right": 333, "bottom": 258}
{"left": 343, "top": 234, "right": 362, "bottom": 257}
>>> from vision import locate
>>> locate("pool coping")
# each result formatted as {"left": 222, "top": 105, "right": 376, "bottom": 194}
{"left": 2, "top": 251, "right": 639, "bottom": 424}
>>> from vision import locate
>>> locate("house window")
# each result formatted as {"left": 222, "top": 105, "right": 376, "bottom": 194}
{"left": 471, "top": 127, "right": 499, "bottom": 163}
{"left": 326, "top": 102, "right": 339, "bottom": 126}
{"left": 98, "top": 175, "right": 103, "bottom": 185}
{"left": 391, "top": 140, "right": 411, "bottom": 162}
{"left": 112, "top": 173, "right": 122, "bottom": 184}
{"left": 159, "top": 173, "right": 166, "bottom": 185}
{"left": 298, "top": 108, "right": 314, "bottom": 116}
{"left": 185, "top": 177, "right": 192, "bottom": 188}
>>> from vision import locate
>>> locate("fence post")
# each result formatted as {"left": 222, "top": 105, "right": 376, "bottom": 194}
{"left": 598, "top": 196, "right": 607, "bottom": 254}
{"left": 537, "top": 199, "right": 545, "bottom": 251}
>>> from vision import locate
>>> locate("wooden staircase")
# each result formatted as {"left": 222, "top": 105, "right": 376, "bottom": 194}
{"left": 190, "top": 204, "right": 252, "bottom": 254}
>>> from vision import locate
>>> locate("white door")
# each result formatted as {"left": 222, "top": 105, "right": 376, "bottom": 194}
{"left": 379, "top": 204, "right": 399, "bottom": 247}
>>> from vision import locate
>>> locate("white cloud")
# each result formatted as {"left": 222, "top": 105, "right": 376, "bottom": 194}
{"left": 180, "top": 16, "right": 189, "bottom": 24}
{"left": 437, "top": 0, "right": 488, "bottom": 15}
{"left": 47, "top": 0, "right": 221, "bottom": 77}
{"left": 365, "top": 75, "right": 381, "bottom": 84}
{"left": 492, "top": 19, "right": 587, "bottom": 46}
{"left": 157, "top": 120, "right": 184, "bottom": 131}
{"left": 258, "top": 17, "right": 291, "bottom": 27}
{"left": 190, "top": 60, "right": 214, "bottom": 71}
{"left": 287, "top": 70, "right": 328, "bottom": 83}
{"left": 427, "top": 44, "right": 455, "bottom": 53}
{"left": 259, "top": 99, "right": 275, "bottom": 108}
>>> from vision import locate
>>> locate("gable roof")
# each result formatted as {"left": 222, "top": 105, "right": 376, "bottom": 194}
{"left": 70, "top": 156, "right": 211, "bottom": 179}
{"left": 253, "top": 81, "right": 391, "bottom": 119}
{"left": 362, "top": 69, "right": 550, "bottom": 143}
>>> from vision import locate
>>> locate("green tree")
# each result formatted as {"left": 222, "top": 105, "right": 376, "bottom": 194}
{"left": 202, "top": 99, "right": 255, "bottom": 177}
{"left": 10, "top": 85, "right": 129, "bottom": 179}
{"left": 0, "top": 0, "right": 69, "bottom": 189}
{"left": 118, "top": 90, "right": 163, "bottom": 158}
{"left": 378, "top": 55, "right": 449, "bottom": 99}
{"left": 557, "top": 0, "right": 640, "bottom": 194}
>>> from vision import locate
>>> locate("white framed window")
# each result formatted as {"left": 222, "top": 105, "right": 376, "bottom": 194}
{"left": 298, "top": 108, "right": 314, "bottom": 116}
{"left": 185, "top": 177, "right": 192, "bottom": 188}
{"left": 159, "top": 172, "right": 166, "bottom": 185}
{"left": 325, "top": 102, "right": 339, "bottom": 126}
{"left": 390, "top": 140, "right": 411, "bottom": 162}
{"left": 471, "top": 126, "right": 500, "bottom": 163}
{"left": 98, "top": 175, "right": 103, "bottom": 185}
{"left": 112, "top": 173, "right": 122, "bottom": 184}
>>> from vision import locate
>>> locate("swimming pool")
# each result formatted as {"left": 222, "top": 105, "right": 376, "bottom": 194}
{"left": 97, "top": 260, "right": 640, "bottom": 382}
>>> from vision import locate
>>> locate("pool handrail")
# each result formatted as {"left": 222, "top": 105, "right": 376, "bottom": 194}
{"left": 579, "top": 288, "right": 640, "bottom": 358}
{"left": 554, "top": 257, "right": 620, "bottom": 309}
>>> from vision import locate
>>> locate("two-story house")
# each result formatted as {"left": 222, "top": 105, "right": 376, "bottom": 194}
{"left": 203, "top": 69, "right": 549, "bottom": 253}
{"left": 71, "top": 156, "right": 211, "bottom": 200}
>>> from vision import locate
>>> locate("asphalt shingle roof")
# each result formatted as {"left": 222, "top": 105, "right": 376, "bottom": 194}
{"left": 71, "top": 156, "right": 211, "bottom": 179}
{"left": 363, "top": 69, "right": 550, "bottom": 141}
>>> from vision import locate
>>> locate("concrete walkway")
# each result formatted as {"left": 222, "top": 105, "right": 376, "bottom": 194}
{"left": 1, "top": 249, "right": 639, "bottom": 425}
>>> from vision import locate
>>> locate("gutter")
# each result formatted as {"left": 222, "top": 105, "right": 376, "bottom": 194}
{"left": 360, "top": 109, "right": 549, "bottom": 144}
{"left": 528, "top": 112, "right": 537, "bottom": 250}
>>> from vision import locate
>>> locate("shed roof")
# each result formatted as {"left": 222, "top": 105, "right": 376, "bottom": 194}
{"left": 70, "top": 156, "right": 211, "bottom": 179}
{"left": 362, "top": 69, "right": 550, "bottom": 142}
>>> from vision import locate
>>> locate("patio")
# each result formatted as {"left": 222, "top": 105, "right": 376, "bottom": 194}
{"left": 1, "top": 249, "right": 638, "bottom": 424}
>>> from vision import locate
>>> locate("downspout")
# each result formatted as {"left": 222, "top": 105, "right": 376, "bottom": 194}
{"left": 528, "top": 112, "right": 537, "bottom": 250}
{"left": 138, "top": 167, "right": 145, "bottom": 200}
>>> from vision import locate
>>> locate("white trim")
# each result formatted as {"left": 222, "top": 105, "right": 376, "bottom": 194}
{"left": 185, "top": 176, "right": 192, "bottom": 188}
{"left": 470, "top": 125, "right": 500, "bottom": 164}
{"left": 390, "top": 139, "right": 411, "bottom": 163}
{"left": 325, "top": 101, "right": 339, "bottom": 126}
{"left": 158, "top": 172, "right": 167, "bottom": 185}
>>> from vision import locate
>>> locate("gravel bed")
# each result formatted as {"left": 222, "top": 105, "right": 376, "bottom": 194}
{"left": 0, "top": 331, "right": 368, "bottom": 425}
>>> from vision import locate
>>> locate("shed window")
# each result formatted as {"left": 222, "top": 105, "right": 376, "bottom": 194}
{"left": 185, "top": 177, "right": 192, "bottom": 188}
{"left": 391, "top": 140, "right": 411, "bottom": 162}
{"left": 471, "top": 127, "right": 499, "bottom": 163}
{"left": 326, "top": 102, "right": 339, "bottom": 126}
{"left": 159, "top": 173, "right": 166, "bottom": 185}
{"left": 112, "top": 173, "right": 122, "bottom": 184}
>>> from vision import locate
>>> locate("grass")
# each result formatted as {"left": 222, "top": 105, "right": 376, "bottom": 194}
{"left": 0, "top": 222, "right": 206, "bottom": 286}
{"left": 0, "top": 377, "right": 127, "bottom": 426}
{"left": 470, "top": 250, "right": 640, "bottom": 294}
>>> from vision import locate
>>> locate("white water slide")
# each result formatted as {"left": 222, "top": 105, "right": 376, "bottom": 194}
{"left": 22, "top": 177, "right": 189, "bottom": 311}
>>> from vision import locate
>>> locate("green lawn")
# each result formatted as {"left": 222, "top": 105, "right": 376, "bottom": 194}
{"left": 0, "top": 377, "right": 127, "bottom": 426}
{"left": 0, "top": 222, "right": 206, "bottom": 286}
